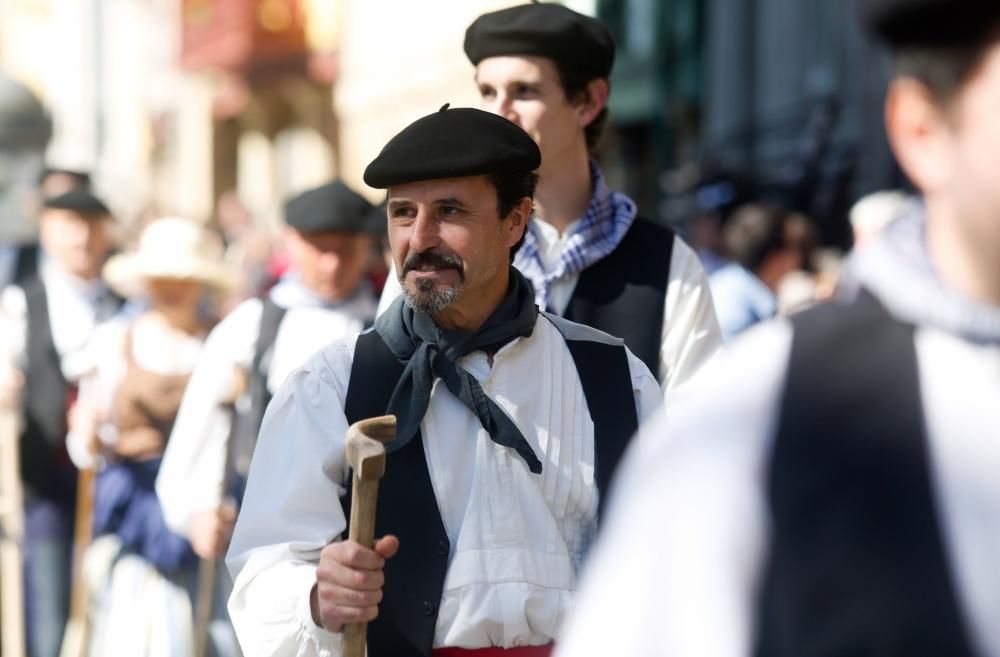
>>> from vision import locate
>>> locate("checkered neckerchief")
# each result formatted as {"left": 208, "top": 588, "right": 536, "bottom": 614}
{"left": 514, "top": 162, "right": 637, "bottom": 311}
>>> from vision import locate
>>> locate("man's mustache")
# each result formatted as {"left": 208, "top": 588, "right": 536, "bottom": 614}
{"left": 401, "top": 251, "right": 464, "bottom": 279}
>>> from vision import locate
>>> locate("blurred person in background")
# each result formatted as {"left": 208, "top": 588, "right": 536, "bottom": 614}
{"left": 0, "top": 73, "right": 50, "bottom": 292}
{"left": 0, "top": 189, "right": 122, "bottom": 657}
{"left": 849, "top": 189, "right": 914, "bottom": 249}
{"left": 379, "top": 2, "right": 722, "bottom": 395}
{"left": 0, "top": 167, "right": 92, "bottom": 291}
{"left": 66, "top": 216, "right": 236, "bottom": 657}
{"left": 555, "top": 1, "right": 1000, "bottom": 656}
{"left": 155, "top": 180, "right": 377, "bottom": 653}
{"left": 709, "top": 204, "right": 811, "bottom": 341}
{"left": 215, "top": 191, "right": 274, "bottom": 313}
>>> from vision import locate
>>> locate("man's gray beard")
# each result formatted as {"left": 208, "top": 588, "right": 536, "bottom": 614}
{"left": 400, "top": 277, "right": 462, "bottom": 314}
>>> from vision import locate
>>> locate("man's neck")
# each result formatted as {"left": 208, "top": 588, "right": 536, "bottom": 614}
{"left": 533, "top": 150, "right": 593, "bottom": 236}
{"left": 925, "top": 198, "right": 1000, "bottom": 305}
{"left": 434, "top": 270, "right": 510, "bottom": 333}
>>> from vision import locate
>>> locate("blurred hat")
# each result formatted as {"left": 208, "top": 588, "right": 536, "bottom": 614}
{"left": 364, "top": 104, "right": 541, "bottom": 189}
{"left": 103, "top": 217, "right": 238, "bottom": 297}
{"left": 863, "top": 0, "right": 1000, "bottom": 47}
{"left": 464, "top": 2, "right": 614, "bottom": 79}
{"left": 42, "top": 188, "right": 110, "bottom": 217}
{"left": 284, "top": 180, "right": 374, "bottom": 234}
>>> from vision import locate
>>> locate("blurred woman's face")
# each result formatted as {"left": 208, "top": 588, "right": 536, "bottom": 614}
{"left": 147, "top": 278, "right": 204, "bottom": 313}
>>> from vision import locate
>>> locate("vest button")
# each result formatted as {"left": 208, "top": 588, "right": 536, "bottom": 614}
{"left": 437, "top": 540, "right": 449, "bottom": 556}
{"left": 422, "top": 600, "right": 435, "bottom": 616}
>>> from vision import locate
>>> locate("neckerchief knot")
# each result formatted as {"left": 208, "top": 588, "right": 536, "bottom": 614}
{"left": 374, "top": 268, "right": 543, "bottom": 473}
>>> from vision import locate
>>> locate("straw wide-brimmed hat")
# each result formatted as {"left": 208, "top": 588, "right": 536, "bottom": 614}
{"left": 103, "top": 216, "right": 239, "bottom": 298}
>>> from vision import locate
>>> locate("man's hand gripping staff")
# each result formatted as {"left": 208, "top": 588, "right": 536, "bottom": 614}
{"left": 311, "top": 415, "right": 398, "bottom": 657}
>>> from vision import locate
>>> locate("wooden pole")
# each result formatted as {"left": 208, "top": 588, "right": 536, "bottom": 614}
{"left": 0, "top": 399, "right": 26, "bottom": 657}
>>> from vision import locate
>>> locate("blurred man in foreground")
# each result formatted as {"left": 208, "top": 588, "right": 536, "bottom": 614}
{"left": 556, "top": 1, "right": 1000, "bottom": 655}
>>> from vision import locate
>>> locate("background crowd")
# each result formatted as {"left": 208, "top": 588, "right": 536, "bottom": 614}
{"left": 0, "top": 1, "right": 951, "bottom": 657}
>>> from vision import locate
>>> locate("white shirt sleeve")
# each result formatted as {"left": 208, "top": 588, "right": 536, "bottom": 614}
{"left": 626, "top": 348, "right": 663, "bottom": 426}
{"left": 157, "top": 300, "right": 261, "bottom": 537}
{"left": 225, "top": 338, "right": 356, "bottom": 657}
{"left": 555, "top": 319, "right": 792, "bottom": 657}
{"left": 659, "top": 236, "right": 724, "bottom": 396}
{"left": 64, "top": 319, "right": 128, "bottom": 470}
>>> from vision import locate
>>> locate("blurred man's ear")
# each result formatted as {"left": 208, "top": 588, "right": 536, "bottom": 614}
{"left": 576, "top": 78, "right": 609, "bottom": 129}
{"left": 885, "top": 78, "right": 955, "bottom": 195}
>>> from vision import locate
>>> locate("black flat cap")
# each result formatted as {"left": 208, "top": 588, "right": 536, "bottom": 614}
{"left": 464, "top": 2, "right": 614, "bottom": 80}
{"left": 363, "top": 105, "right": 541, "bottom": 189}
{"left": 42, "top": 188, "right": 110, "bottom": 217}
{"left": 284, "top": 180, "right": 373, "bottom": 234}
{"left": 864, "top": 0, "right": 1000, "bottom": 47}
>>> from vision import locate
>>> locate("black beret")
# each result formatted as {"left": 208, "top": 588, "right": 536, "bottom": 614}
{"left": 363, "top": 105, "right": 541, "bottom": 189}
{"left": 42, "top": 188, "right": 110, "bottom": 217}
{"left": 284, "top": 180, "right": 374, "bottom": 234}
{"left": 863, "top": 0, "right": 1000, "bottom": 47}
{"left": 464, "top": 2, "right": 615, "bottom": 80}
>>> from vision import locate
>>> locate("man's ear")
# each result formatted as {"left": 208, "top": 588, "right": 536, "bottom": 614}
{"left": 885, "top": 78, "right": 954, "bottom": 194}
{"left": 504, "top": 197, "right": 534, "bottom": 250}
{"left": 576, "top": 78, "right": 609, "bottom": 129}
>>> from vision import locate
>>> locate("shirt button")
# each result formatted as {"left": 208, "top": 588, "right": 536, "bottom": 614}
{"left": 437, "top": 540, "right": 449, "bottom": 556}
{"left": 422, "top": 601, "right": 435, "bottom": 616}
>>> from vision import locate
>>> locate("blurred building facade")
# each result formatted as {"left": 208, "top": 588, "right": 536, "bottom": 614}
{"left": 2, "top": 0, "right": 902, "bottom": 242}
{"left": 597, "top": 0, "right": 903, "bottom": 248}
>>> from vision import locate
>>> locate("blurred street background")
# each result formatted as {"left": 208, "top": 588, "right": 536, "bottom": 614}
{"left": 2, "top": 0, "right": 900, "bottom": 246}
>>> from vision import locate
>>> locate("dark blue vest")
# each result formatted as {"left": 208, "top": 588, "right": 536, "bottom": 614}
{"left": 754, "top": 291, "right": 975, "bottom": 657}
{"left": 562, "top": 216, "right": 674, "bottom": 380}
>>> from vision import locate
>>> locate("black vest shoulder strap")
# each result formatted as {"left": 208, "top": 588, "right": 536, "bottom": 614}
{"left": 20, "top": 277, "right": 73, "bottom": 494}
{"left": 755, "top": 291, "right": 974, "bottom": 657}
{"left": 14, "top": 244, "right": 39, "bottom": 285}
{"left": 246, "top": 298, "right": 289, "bottom": 444}
{"left": 541, "top": 312, "right": 638, "bottom": 518}
{"left": 562, "top": 217, "right": 674, "bottom": 378}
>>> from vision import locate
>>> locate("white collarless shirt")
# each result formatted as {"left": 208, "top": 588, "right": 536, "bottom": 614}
{"left": 225, "top": 315, "right": 661, "bottom": 657}
{"left": 0, "top": 257, "right": 123, "bottom": 380}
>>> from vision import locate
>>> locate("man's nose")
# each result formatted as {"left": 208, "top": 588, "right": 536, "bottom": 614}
{"left": 409, "top": 211, "right": 440, "bottom": 252}
{"left": 484, "top": 93, "right": 517, "bottom": 125}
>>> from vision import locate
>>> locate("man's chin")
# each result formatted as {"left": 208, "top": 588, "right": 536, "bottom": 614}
{"left": 401, "top": 283, "right": 461, "bottom": 314}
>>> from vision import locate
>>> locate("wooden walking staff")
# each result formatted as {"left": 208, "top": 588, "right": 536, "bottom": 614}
{"left": 192, "top": 366, "right": 249, "bottom": 657}
{"left": 343, "top": 415, "right": 396, "bottom": 657}
{"left": 0, "top": 369, "right": 26, "bottom": 657}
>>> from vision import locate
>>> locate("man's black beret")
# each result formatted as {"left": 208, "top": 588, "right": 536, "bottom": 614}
{"left": 464, "top": 2, "right": 615, "bottom": 80}
{"left": 363, "top": 105, "right": 541, "bottom": 189}
{"left": 863, "top": 0, "right": 1000, "bottom": 47}
{"left": 42, "top": 188, "right": 110, "bottom": 217}
{"left": 284, "top": 180, "right": 374, "bottom": 234}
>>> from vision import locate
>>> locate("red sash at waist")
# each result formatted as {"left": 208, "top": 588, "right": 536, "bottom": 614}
{"left": 432, "top": 645, "right": 554, "bottom": 657}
